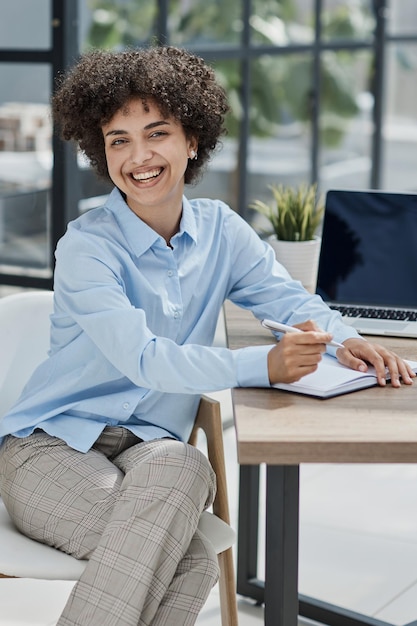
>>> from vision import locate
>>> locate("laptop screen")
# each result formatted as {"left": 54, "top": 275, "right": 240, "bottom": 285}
{"left": 316, "top": 189, "right": 417, "bottom": 309}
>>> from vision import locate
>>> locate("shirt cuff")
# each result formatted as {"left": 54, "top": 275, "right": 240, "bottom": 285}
{"left": 326, "top": 326, "right": 365, "bottom": 357}
{"left": 233, "top": 344, "right": 273, "bottom": 387}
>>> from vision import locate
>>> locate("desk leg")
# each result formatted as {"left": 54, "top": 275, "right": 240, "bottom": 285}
{"left": 236, "top": 466, "right": 398, "bottom": 626}
{"left": 265, "top": 464, "right": 299, "bottom": 626}
{"left": 236, "top": 464, "right": 300, "bottom": 626}
{"left": 236, "top": 465, "right": 263, "bottom": 602}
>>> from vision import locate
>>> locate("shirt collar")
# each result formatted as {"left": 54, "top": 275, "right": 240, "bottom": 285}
{"left": 177, "top": 196, "right": 198, "bottom": 245}
{"left": 105, "top": 188, "right": 198, "bottom": 257}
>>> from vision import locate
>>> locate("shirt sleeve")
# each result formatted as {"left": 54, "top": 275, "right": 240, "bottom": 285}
{"left": 53, "top": 202, "right": 359, "bottom": 397}
{"left": 53, "top": 225, "right": 273, "bottom": 393}
{"left": 223, "top": 209, "right": 361, "bottom": 350}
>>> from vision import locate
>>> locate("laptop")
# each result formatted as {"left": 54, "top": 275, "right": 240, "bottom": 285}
{"left": 315, "top": 189, "right": 417, "bottom": 338}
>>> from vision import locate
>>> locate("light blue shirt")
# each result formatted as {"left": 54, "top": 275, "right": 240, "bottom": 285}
{"left": 0, "top": 188, "right": 359, "bottom": 452}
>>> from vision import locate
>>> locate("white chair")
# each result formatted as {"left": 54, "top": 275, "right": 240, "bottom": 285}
{"left": 0, "top": 290, "right": 238, "bottom": 625}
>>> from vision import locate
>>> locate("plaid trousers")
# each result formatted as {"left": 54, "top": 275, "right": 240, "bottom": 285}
{"left": 0, "top": 428, "right": 219, "bottom": 625}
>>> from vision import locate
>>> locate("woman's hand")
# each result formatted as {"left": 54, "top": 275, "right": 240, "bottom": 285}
{"left": 266, "top": 321, "right": 416, "bottom": 387}
{"left": 336, "top": 338, "right": 416, "bottom": 387}
{"left": 267, "top": 320, "right": 332, "bottom": 385}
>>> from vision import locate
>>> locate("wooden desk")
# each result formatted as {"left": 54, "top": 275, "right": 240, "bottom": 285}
{"left": 225, "top": 301, "right": 417, "bottom": 626}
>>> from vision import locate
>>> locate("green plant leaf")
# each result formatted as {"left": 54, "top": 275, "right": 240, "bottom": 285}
{"left": 250, "top": 183, "right": 324, "bottom": 241}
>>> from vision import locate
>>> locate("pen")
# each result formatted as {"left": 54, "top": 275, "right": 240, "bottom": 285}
{"left": 261, "top": 319, "right": 345, "bottom": 349}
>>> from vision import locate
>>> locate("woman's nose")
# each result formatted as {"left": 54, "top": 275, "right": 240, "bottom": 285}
{"left": 129, "top": 140, "right": 153, "bottom": 164}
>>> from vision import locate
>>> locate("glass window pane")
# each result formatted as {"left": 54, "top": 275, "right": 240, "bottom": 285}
{"left": 0, "top": 187, "right": 51, "bottom": 276}
{"left": 387, "top": 0, "right": 417, "bottom": 36}
{"left": 382, "top": 44, "right": 417, "bottom": 191}
{"left": 186, "top": 60, "right": 239, "bottom": 210}
{"left": 322, "top": 0, "right": 374, "bottom": 42}
{"left": 0, "top": 65, "right": 50, "bottom": 108}
{"left": 247, "top": 54, "right": 312, "bottom": 228}
{"left": 0, "top": 0, "right": 50, "bottom": 50}
{"left": 319, "top": 50, "right": 373, "bottom": 193}
{"left": 80, "top": 0, "right": 157, "bottom": 51}
{"left": 251, "top": 0, "right": 314, "bottom": 46}
{"left": 0, "top": 65, "right": 52, "bottom": 276}
{"left": 169, "top": 0, "right": 241, "bottom": 46}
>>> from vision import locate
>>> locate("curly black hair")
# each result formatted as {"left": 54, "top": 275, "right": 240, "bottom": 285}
{"left": 52, "top": 46, "right": 230, "bottom": 185}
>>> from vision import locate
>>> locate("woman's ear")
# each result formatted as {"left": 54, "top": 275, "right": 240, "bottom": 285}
{"left": 188, "top": 138, "right": 199, "bottom": 160}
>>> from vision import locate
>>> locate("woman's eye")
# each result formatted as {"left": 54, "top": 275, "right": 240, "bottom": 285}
{"left": 150, "top": 131, "right": 167, "bottom": 139}
{"left": 112, "top": 138, "right": 126, "bottom": 146}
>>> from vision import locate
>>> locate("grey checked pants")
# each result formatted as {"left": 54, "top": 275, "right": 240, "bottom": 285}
{"left": 0, "top": 428, "right": 219, "bottom": 625}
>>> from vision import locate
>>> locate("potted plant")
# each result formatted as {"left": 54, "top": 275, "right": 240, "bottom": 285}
{"left": 251, "top": 183, "right": 324, "bottom": 292}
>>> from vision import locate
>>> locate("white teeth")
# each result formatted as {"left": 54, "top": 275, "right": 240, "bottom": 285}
{"left": 132, "top": 168, "right": 161, "bottom": 181}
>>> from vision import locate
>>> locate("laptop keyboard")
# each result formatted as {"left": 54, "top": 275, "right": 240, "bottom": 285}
{"left": 329, "top": 304, "right": 417, "bottom": 322}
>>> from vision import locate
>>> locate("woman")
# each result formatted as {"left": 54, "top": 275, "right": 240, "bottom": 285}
{"left": 0, "top": 46, "right": 414, "bottom": 626}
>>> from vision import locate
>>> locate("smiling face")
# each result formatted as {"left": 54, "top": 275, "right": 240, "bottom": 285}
{"left": 102, "top": 98, "right": 197, "bottom": 232}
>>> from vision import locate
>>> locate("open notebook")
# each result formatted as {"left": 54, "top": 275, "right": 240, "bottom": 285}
{"left": 316, "top": 189, "right": 417, "bottom": 338}
{"left": 273, "top": 354, "right": 417, "bottom": 399}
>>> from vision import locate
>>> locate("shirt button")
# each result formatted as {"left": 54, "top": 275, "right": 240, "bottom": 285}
{"left": 123, "top": 402, "right": 130, "bottom": 410}
{"left": 174, "top": 311, "right": 180, "bottom": 319}
{"left": 167, "top": 270, "right": 173, "bottom": 277}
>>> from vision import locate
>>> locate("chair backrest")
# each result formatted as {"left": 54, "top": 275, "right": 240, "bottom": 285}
{"left": 0, "top": 290, "right": 53, "bottom": 417}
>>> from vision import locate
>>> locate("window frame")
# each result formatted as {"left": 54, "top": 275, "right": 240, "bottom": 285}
{"left": 1, "top": 0, "right": 417, "bottom": 289}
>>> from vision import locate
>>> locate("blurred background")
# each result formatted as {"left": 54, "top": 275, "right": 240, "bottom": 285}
{"left": 0, "top": 0, "right": 416, "bottom": 290}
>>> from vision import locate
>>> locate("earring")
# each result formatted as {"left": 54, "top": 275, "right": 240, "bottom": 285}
{"left": 190, "top": 150, "right": 198, "bottom": 160}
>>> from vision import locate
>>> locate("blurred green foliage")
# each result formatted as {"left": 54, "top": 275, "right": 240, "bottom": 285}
{"left": 85, "top": 0, "right": 373, "bottom": 146}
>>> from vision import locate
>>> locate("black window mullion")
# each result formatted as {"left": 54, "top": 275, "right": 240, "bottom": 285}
{"left": 50, "top": 0, "right": 80, "bottom": 274}
{"left": 155, "top": 0, "right": 169, "bottom": 45}
{"left": 0, "top": 51, "right": 52, "bottom": 63}
{"left": 370, "top": 0, "right": 388, "bottom": 189}
{"left": 311, "top": 0, "right": 322, "bottom": 186}
{"left": 237, "top": 0, "right": 252, "bottom": 220}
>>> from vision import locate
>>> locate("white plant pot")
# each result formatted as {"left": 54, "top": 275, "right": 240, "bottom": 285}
{"left": 268, "top": 235, "right": 322, "bottom": 293}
